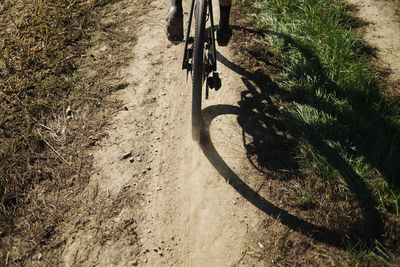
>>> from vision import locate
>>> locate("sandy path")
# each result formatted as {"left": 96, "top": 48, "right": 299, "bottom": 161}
{"left": 123, "top": 1, "right": 261, "bottom": 265}
{"left": 57, "top": 0, "right": 400, "bottom": 266}
{"left": 61, "top": 0, "right": 261, "bottom": 266}
{"left": 346, "top": 0, "right": 400, "bottom": 82}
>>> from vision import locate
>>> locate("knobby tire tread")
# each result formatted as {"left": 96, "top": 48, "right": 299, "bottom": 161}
{"left": 191, "top": 0, "right": 206, "bottom": 142}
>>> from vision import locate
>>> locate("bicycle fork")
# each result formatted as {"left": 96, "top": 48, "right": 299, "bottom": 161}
{"left": 182, "top": 0, "right": 222, "bottom": 99}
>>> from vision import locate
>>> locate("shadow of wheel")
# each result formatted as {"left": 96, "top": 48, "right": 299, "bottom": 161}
{"left": 199, "top": 104, "right": 343, "bottom": 247}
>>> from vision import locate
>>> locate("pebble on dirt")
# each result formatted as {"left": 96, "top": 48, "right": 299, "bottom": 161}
{"left": 122, "top": 152, "right": 132, "bottom": 159}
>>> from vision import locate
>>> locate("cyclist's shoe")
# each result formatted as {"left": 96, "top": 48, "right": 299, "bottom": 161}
{"left": 217, "top": 26, "right": 232, "bottom": 47}
{"left": 166, "top": 5, "right": 183, "bottom": 44}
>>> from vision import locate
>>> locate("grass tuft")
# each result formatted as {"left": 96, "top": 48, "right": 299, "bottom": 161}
{"left": 238, "top": 0, "right": 400, "bottom": 264}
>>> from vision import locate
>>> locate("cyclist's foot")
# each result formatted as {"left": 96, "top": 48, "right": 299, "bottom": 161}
{"left": 217, "top": 26, "right": 232, "bottom": 46}
{"left": 166, "top": 5, "right": 183, "bottom": 44}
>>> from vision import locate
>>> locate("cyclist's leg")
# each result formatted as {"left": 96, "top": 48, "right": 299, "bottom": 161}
{"left": 217, "top": 0, "right": 232, "bottom": 46}
{"left": 166, "top": 0, "right": 184, "bottom": 43}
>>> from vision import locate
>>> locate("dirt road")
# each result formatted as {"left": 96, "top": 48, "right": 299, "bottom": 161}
{"left": 10, "top": 0, "right": 399, "bottom": 265}
{"left": 60, "top": 0, "right": 263, "bottom": 265}
{"left": 347, "top": 0, "right": 400, "bottom": 85}
{"left": 60, "top": 0, "right": 400, "bottom": 265}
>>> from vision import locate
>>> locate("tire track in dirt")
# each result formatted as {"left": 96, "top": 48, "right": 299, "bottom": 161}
{"left": 124, "top": 1, "right": 261, "bottom": 265}
{"left": 61, "top": 0, "right": 261, "bottom": 266}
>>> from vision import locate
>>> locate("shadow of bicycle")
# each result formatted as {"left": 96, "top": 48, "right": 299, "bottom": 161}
{"left": 197, "top": 47, "right": 345, "bottom": 247}
{"left": 197, "top": 20, "right": 393, "bottom": 246}
{"left": 199, "top": 103, "right": 342, "bottom": 247}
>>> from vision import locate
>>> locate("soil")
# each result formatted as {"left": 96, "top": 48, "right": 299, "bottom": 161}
{"left": 2, "top": 0, "right": 400, "bottom": 266}
{"left": 347, "top": 0, "right": 400, "bottom": 92}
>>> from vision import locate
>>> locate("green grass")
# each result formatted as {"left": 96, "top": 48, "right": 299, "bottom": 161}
{"left": 237, "top": 0, "right": 400, "bottom": 264}
{"left": 284, "top": 181, "right": 316, "bottom": 208}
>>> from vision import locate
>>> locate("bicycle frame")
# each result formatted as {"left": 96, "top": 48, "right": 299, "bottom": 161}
{"left": 182, "top": 0, "right": 217, "bottom": 74}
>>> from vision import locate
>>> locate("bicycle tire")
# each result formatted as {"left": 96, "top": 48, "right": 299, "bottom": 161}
{"left": 191, "top": 0, "right": 207, "bottom": 142}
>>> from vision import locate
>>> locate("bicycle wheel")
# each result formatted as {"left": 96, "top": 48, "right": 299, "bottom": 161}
{"left": 191, "top": 0, "right": 207, "bottom": 142}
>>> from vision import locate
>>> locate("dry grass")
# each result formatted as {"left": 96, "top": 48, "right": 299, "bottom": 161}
{"left": 0, "top": 0, "right": 145, "bottom": 264}
{"left": 0, "top": 0, "right": 97, "bottom": 223}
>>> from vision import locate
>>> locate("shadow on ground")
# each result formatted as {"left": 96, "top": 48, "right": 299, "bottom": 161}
{"left": 198, "top": 48, "right": 342, "bottom": 247}
{"left": 200, "top": 103, "right": 342, "bottom": 247}
{"left": 198, "top": 28, "right": 398, "bottom": 247}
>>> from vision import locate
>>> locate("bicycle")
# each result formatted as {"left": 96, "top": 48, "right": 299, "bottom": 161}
{"left": 182, "top": 0, "right": 222, "bottom": 142}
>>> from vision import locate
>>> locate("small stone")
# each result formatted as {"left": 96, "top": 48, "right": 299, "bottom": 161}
{"left": 146, "top": 166, "right": 151, "bottom": 171}
{"left": 99, "top": 46, "right": 108, "bottom": 52}
{"left": 129, "top": 159, "right": 134, "bottom": 163}
{"left": 137, "top": 156, "right": 142, "bottom": 162}
{"left": 142, "top": 170, "right": 146, "bottom": 174}
{"left": 124, "top": 106, "right": 129, "bottom": 111}
{"left": 37, "top": 252, "right": 42, "bottom": 260}
{"left": 155, "top": 186, "right": 161, "bottom": 191}
{"left": 122, "top": 152, "right": 132, "bottom": 160}
{"left": 143, "top": 259, "right": 148, "bottom": 263}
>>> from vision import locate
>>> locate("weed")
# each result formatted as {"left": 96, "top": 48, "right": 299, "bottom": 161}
{"left": 284, "top": 181, "right": 316, "bottom": 208}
